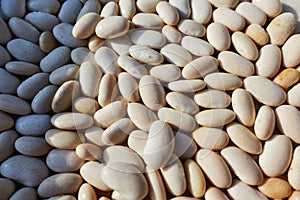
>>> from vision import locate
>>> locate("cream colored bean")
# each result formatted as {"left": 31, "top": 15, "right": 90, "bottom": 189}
{"left": 95, "top": 47, "right": 120, "bottom": 74}
{"left": 127, "top": 130, "right": 148, "bottom": 156}
{"left": 195, "top": 109, "right": 236, "bottom": 127}
{"left": 174, "top": 131, "right": 197, "bottom": 159}
{"left": 51, "top": 112, "right": 93, "bottom": 130}
{"left": 227, "top": 179, "right": 268, "bottom": 200}
{"left": 136, "top": 0, "right": 161, "bottom": 13}
{"left": 193, "top": 127, "right": 229, "bottom": 150}
{"left": 181, "top": 36, "right": 214, "bottom": 57}
{"left": 143, "top": 120, "right": 174, "bottom": 170}
{"left": 73, "top": 13, "right": 101, "bottom": 39}
{"left": 259, "top": 134, "right": 293, "bottom": 177}
{"left": 117, "top": 55, "right": 148, "bottom": 79}
{"left": 196, "top": 149, "right": 232, "bottom": 188}
{"left": 146, "top": 168, "right": 167, "bottom": 200}
{"left": 101, "top": 162, "right": 148, "bottom": 200}
{"left": 156, "top": 1, "right": 179, "bottom": 25}
{"left": 127, "top": 103, "right": 158, "bottom": 132}
{"left": 71, "top": 47, "right": 95, "bottom": 65}
{"left": 105, "top": 34, "right": 132, "bottom": 55}
{"left": 282, "top": 34, "right": 300, "bottom": 68}
{"left": 274, "top": 68, "right": 299, "bottom": 89}
{"left": 119, "top": 0, "right": 136, "bottom": 19}
{"left": 169, "top": 0, "right": 191, "bottom": 19}
{"left": 130, "top": 29, "right": 166, "bottom": 49}
{"left": 97, "top": 74, "right": 118, "bottom": 107}
{"left": 182, "top": 56, "right": 218, "bottom": 79}
{"left": 168, "top": 79, "right": 206, "bottom": 93}
{"left": 160, "top": 155, "right": 187, "bottom": 196}
{"left": 258, "top": 178, "right": 292, "bottom": 199}
{"left": 245, "top": 24, "right": 269, "bottom": 46}
{"left": 289, "top": 191, "right": 300, "bottom": 200}
{"left": 129, "top": 45, "right": 163, "bottom": 65}
{"left": 132, "top": 13, "right": 164, "bottom": 28}
{"left": 204, "top": 72, "right": 242, "bottom": 91}
{"left": 84, "top": 126, "right": 105, "bottom": 147}
{"left": 118, "top": 72, "right": 140, "bottom": 102}
{"left": 100, "top": 1, "right": 118, "bottom": 18}
{"left": 178, "top": 19, "right": 206, "bottom": 37}
{"left": 288, "top": 83, "right": 300, "bottom": 108}
{"left": 213, "top": 7, "right": 245, "bottom": 31}
{"left": 73, "top": 97, "right": 99, "bottom": 114}
{"left": 50, "top": 64, "right": 79, "bottom": 85}
{"left": 194, "top": 89, "right": 231, "bottom": 108}
{"left": 76, "top": 143, "right": 102, "bottom": 161}
{"left": 232, "top": 88, "right": 255, "bottom": 126}
{"left": 45, "top": 129, "right": 82, "bottom": 149}
{"left": 266, "top": 12, "right": 297, "bottom": 45}
{"left": 184, "top": 159, "right": 206, "bottom": 198}
{"left": 255, "top": 44, "right": 281, "bottom": 78}
{"left": 139, "top": 75, "right": 166, "bottom": 111}
{"left": 218, "top": 51, "right": 254, "bottom": 77}
{"left": 78, "top": 183, "right": 97, "bottom": 200}
{"left": 235, "top": 2, "right": 267, "bottom": 25}
{"left": 208, "top": 0, "right": 238, "bottom": 8}
{"left": 244, "top": 76, "right": 286, "bottom": 106}
{"left": 161, "top": 43, "right": 192, "bottom": 67}
{"left": 150, "top": 64, "right": 181, "bottom": 82}
{"left": 232, "top": 31, "right": 258, "bottom": 61}
{"left": 15, "top": 114, "right": 51, "bottom": 136}
{"left": 162, "top": 25, "right": 182, "bottom": 43}
{"left": 207, "top": 22, "right": 231, "bottom": 51}
{"left": 252, "top": 0, "right": 282, "bottom": 17}
{"left": 288, "top": 146, "right": 300, "bottom": 190}
{"left": 76, "top": 0, "right": 101, "bottom": 21}
{"left": 205, "top": 187, "right": 229, "bottom": 200}
{"left": 191, "top": 0, "right": 212, "bottom": 24}
{"left": 254, "top": 106, "right": 275, "bottom": 140}
{"left": 221, "top": 146, "right": 264, "bottom": 185}
{"left": 166, "top": 92, "right": 199, "bottom": 114}
{"left": 158, "top": 107, "right": 197, "bottom": 132}
{"left": 0, "top": 45, "right": 11, "bottom": 66}
{"left": 226, "top": 122, "right": 262, "bottom": 154}
{"left": 101, "top": 118, "right": 135, "bottom": 145}
{"left": 96, "top": 16, "right": 129, "bottom": 39}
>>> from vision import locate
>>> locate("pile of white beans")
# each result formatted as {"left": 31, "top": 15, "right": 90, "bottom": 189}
{"left": 0, "top": 0, "right": 300, "bottom": 199}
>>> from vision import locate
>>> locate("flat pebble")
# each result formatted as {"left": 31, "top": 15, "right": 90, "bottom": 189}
{"left": 0, "top": 130, "right": 18, "bottom": 162}
{"left": 282, "top": 34, "right": 300, "bottom": 68}
{"left": 194, "top": 89, "right": 231, "bottom": 108}
{"left": 254, "top": 106, "right": 275, "bottom": 140}
{"left": 32, "top": 85, "right": 58, "bottom": 113}
{"left": 17, "top": 72, "right": 49, "bottom": 100}
{"left": 15, "top": 114, "right": 52, "bottom": 136}
{"left": 0, "top": 68, "right": 20, "bottom": 94}
{"left": 1, "top": 155, "right": 49, "bottom": 187}
{"left": 38, "top": 173, "right": 83, "bottom": 198}
{"left": 50, "top": 64, "right": 79, "bottom": 85}
{"left": 1, "top": 0, "right": 26, "bottom": 18}
{"left": 244, "top": 76, "right": 286, "bottom": 106}
{"left": 51, "top": 112, "right": 94, "bottom": 130}
{"left": 7, "top": 39, "right": 45, "bottom": 64}
{"left": 206, "top": 22, "right": 231, "bottom": 51}
{"left": 0, "top": 45, "right": 11, "bottom": 66}
{"left": 204, "top": 72, "right": 242, "bottom": 91}
{"left": 193, "top": 127, "right": 229, "bottom": 150}
{"left": 58, "top": 0, "right": 82, "bottom": 24}
{"left": 39, "top": 31, "right": 59, "bottom": 53}
{"left": 77, "top": 0, "right": 101, "bottom": 21}
{"left": 195, "top": 109, "right": 236, "bottom": 127}
{"left": 9, "top": 187, "right": 37, "bottom": 200}
{"left": 0, "top": 17, "right": 12, "bottom": 44}
{"left": 76, "top": 143, "right": 102, "bottom": 161}
{"left": 0, "top": 94, "right": 31, "bottom": 115}
{"left": 25, "top": 11, "right": 59, "bottom": 31}
{"left": 96, "top": 16, "right": 129, "bottom": 39}
{"left": 5, "top": 61, "right": 40, "bottom": 76}
{"left": 259, "top": 134, "right": 293, "bottom": 177}
{"left": 245, "top": 24, "right": 269, "bottom": 46}
{"left": 27, "top": 0, "right": 60, "bottom": 14}
{"left": 273, "top": 68, "right": 299, "bottom": 89}
{"left": 0, "top": 178, "right": 15, "bottom": 200}
{"left": 71, "top": 47, "right": 95, "bottom": 65}
{"left": 40, "top": 46, "right": 71, "bottom": 72}
{"left": 45, "top": 129, "right": 82, "bottom": 149}
{"left": 0, "top": 111, "right": 14, "bottom": 131}
{"left": 15, "top": 136, "right": 51, "bottom": 156}
{"left": 258, "top": 178, "right": 292, "bottom": 199}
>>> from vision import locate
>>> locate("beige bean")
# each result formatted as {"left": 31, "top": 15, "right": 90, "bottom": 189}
{"left": 51, "top": 112, "right": 94, "bottom": 130}
{"left": 227, "top": 179, "right": 268, "bottom": 200}
{"left": 161, "top": 43, "right": 192, "bottom": 67}
{"left": 160, "top": 155, "right": 187, "bottom": 196}
{"left": 76, "top": 143, "right": 102, "bottom": 161}
{"left": 150, "top": 64, "right": 181, "bottom": 82}
{"left": 101, "top": 162, "right": 148, "bottom": 200}
{"left": 208, "top": 0, "right": 238, "bottom": 8}
{"left": 88, "top": 35, "right": 104, "bottom": 52}
{"left": 130, "top": 29, "right": 166, "bottom": 49}
{"left": 226, "top": 122, "right": 262, "bottom": 154}
{"left": 169, "top": 0, "right": 191, "bottom": 18}
{"left": 178, "top": 19, "right": 206, "bottom": 37}
{"left": 196, "top": 149, "right": 232, "bottom": 188}
{"left": 119, "top": 0, "right": 136, "bottom": 19}
{"left": 79, "top": 61, "right": 102, "bottom": 97}
{"left": 259, "top": 134, "right": 293, "bottom": 177}
{"left": 207, "top": 22, "right": 231, "bottom": 51}
{"left": 158, "top": 107, "right": 197, "bottom": 132}
{"left": 274, "top": 68, "right": 299, "bottom": 89}
{"left": 100, "top": 1, "right": 118, "bottom": 18}
{"left": 213, "top": 7, "right": 245, "bottom": 31}
{"left": 288, "top": 83, "right": 300, "bottom": 108}
{"left": 76, "top": 0, "right": 101, "bottom": 21}
{"left": 0, "top": 68, "right": 20, "bottom": 94}
{"left": 235, "top": 2, "right": 267, "bottom": 25}
{"left": 232, "top": 88, "right": 255, "bottom": 126}
{"left": 97, "top": 74, "right": 118, "bottom": 107}
{"left": 184, "top": 159, "right": 206, "bottom": 198}
{"left": 282, "top": 34, "right": 300, "bottom": 68}
{"left": 168, "top": 79, "right": 206, "bottom": 93}
{"left": 118, "top": 72, "right": 140, "bottom": 102}
{"left": 289, "top": 191, "right": 300, "bottom": 200}
{"left": 245, "top": 24, "right": 269, "bottom": 46}
{"left": 117, "top": 55, "right": 148, "bottom": 79}
{"left": 181, "top": 36, "right": 214, "bottom": 57}
{"left": 204, "top": 72, "right": 242, "bottom": 91}
{"left": 84, "top": 126, "right": 105, "bottom": 147}
{"left": 136, "top": 0, "right": 161, "bottom": 13}
{"left": 258, "top": 178, "right": 292, "bottom": 199}
{"left": 174, "top": 131, "right": 197, "bottom": 159}
{"left": 244, "top": 76, "right": 286, "bottom": 106}
{"left": 45, "top": 129, "right": 82, "bottom": 149}
{"left": 255, "top": 44, "right": 281, "bottom": 78}
{"left": 139, "top": 75, "right": 166, "bottom": 111}
{"left": 50, "top": 64, "right": 79, "bottom": 85}
{"left": 191, "top": 0, "right": 212, "bottom": 24}
{"left": 166, "top": 92, "right": 199, "bottom": 114}
{"left": 182, "top": 56, "right": 218, "bottom": 79}
{"left": 78, "top": 183, "right": 97, "bottom": 200}
{"left": 73, "top": 13, "right": 101, "bottom": 39}
{"left": 71, "top": 47, "right": 95, "bottom": 65}
{"left": 39, "top": 31, "right": 59, "bottom": 53}
{"left": 80, "top": 161, "right": 111, "bottom": 191}
{"left": 252, "top": 0, "right": 282, "bottom": 17}
{"left": 162, "top": 25, "right": 182, "bottom": 44}
{"left": 232, "top": 31, "right": 258, "bottom": 61}
{"left": 95, "top": 47, "right": 120, "bottom": 74}
{"left": 132, "top": 13, "right": 164, "bottom": 28}
{"left": 143, "top": 120, "right": 174, "bottom": 170}
{"left": 96, "top": 16, "right": 129, "bottom": 39}
{"left": 103, "top": 145, "right": 144, "bottom": 171}
{"left": 288, "top": 146, "right": 300, "bottom": 190}
{"left": 205, "top": 187, "right": 229, "bottom": 200}
{"left": 193, "top": 127, "right": 229, "bottom": 150}
{"left": 146, "top": 168, "right": 167, "bottom": 200}
{"left": 94, "top": 100, "right": 127, "bottom": 128}
{"left": 254, "top": 106, "right": 275, "bottom": 140}
{"left": 194, "top": 89, "right": 231, "bottom": 109}
{"left": 195, "top": 109, "right": 236, "bottom": 127}
{"left": 127, "top": 130, "right": 148, "bottom": 156}
{"left": 15, "top": 136, "right": 51, "bottom": 156}
{"left": 218, "top": 51, "right": 254, "bottom": 77}
{"left": 0, "top": 94, "right": 31, "bottom": 115}
{"left": 129, "top": 45, "right": 163, "bottom": 65}
{"left": 48, "top": 195, "right": 76, "bottom": 200}
{"left": 266, "top": 12, "right": 297, "bottom": 45}
{"left": 156, "top": 1, "right": 179, "bottom": 25}
{"left": 221, "top": 146, "right": 264, "bottom": 185}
